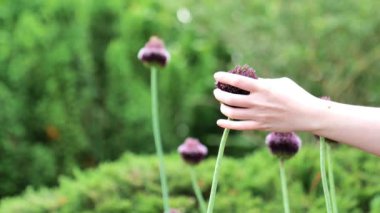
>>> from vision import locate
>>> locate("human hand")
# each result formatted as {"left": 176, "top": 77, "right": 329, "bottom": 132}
{"left": 213, "top": 72, "right": 323, "bottom": 132}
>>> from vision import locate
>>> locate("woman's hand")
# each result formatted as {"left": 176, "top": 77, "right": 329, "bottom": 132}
{"left": 213, "top": 72, "right": 323, "bottom": 132}
{"left": 213, "top": 71, "right": 380, "bottom": 155}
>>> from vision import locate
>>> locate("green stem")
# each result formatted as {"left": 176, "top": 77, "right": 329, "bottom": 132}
{"left": 327, "top": 143, "right": 338, "bottom": 213}
{"left": 206, "top": 125, "right": 230, "bottom": 213}
{"left": 190, "top": 167, "right": 207, "bottom": 213}
{"left": 279, "top": 159, "right": 290, "bottom": 213}
{"left": 320, "top": 137, "right": 332, "bottom": 213}
{"left": 151, "top": 66, "right": 170, "bottom": 213}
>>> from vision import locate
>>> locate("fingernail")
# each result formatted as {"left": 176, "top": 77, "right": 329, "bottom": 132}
{"left": 214, "top": 72, "right": 223, "bottom": 79}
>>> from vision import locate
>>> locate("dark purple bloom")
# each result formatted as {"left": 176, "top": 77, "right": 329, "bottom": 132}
{"left": 178, "top": 137, "right": 208, "bottom": 165}
{"left": 138, "top": 36, "right": 170, "bottom": 67}
{"left": 216, "top": 64, "right": 258, "bottom": 95}
{"left": 266, "top": 132, "right": 302, "bottom": 160}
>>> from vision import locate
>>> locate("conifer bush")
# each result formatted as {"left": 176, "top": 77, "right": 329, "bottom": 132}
{"left": 1, "top": 146, "right": 379, "bottom": 212}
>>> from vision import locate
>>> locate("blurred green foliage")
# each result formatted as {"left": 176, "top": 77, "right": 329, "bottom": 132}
{"left": 1, "top": 146, "right": 380, "bottom": 212}
{"left": 0, "top": 0, "right": 228, "bottom": 196}
{"left": 1, "top": 0, "right": 380, "bottom": 198}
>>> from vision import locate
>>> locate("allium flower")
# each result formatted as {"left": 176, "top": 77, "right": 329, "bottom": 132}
{"left": 178, "top": 137, "right": 208, "bottom": 165}
{"left": 138, "top": 36, "right": 170, "bottom": 67}
{"left": 216, "top": 64, "right": 258, "bottom": 95}
{"left": 168, "top": 209, "right": 182, "bottom": 213}
{"left": 266, "top": 132, "right": 302, "bottom": 160}
{"left": 140, "top": 35, "right": 171, "bottom": 212}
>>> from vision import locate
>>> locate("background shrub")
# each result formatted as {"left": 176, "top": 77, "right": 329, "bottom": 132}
{"left": 1, "top": 146, "right": 379, "bottom": 212}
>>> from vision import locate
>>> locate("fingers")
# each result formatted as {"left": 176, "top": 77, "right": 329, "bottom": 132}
{"left": 220, "top": 104, "right": 252, "bottom": 120}
{"left": 214, "top": 72, "right": 261, "bottom": 92}
{"left": 217, "top": 119, "right": 263, "bottom": 131}
{"left": 213, "top": 89, "right": 252, "bottom": 108}
{"left": 214, "top": 71, "right": 267, "bottom": 131}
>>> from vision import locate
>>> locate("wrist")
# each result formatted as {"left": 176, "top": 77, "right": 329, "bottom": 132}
{"left": 303, "top": 97, "right": 333, "bottom": 134}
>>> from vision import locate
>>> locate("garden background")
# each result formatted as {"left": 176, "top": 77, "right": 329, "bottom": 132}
{"left": 0, "top": 0, "right": 380, "bottom": 212}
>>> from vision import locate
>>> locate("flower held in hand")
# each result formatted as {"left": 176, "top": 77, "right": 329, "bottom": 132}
{"left": 216, "top": 64, "right": 257, "bottom": 95}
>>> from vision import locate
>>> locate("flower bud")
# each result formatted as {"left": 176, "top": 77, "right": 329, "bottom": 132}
{"left": 138, "top": 36, "right": 170, "bottom": 67}
{"left": 178, "top": 137, "right": 208, "bottom": 165}
{"left": 216, "top": 64, "right": 257, "bottom": 95}
{"left": 266, "top": 132, "right": 302, "bottom": 160}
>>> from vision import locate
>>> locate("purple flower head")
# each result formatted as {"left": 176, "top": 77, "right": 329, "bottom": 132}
{"left": 168, "top": 209, "right": 182, "bottom": 213}
{"left": 265, "top": 132, "right": 302, "bottom": 160}
{"left": 216, "top": 64, "right": 258, "bottom": 95}
{"left": 138, "top": 36, "right": 170, "bottom": 67}
{"left": 178, "top": 137, "right": 208, "bottom": 165}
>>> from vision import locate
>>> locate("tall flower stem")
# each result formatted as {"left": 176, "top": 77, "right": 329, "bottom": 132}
{"left": 190, "top": 167, "right": 207, "bottom": 213}
{"left": 151, "top": 66, "right": 170, "bottom": 213}
{"left": 327, "top": 143, "right": 338, "bottom": 213}
{"left": 320, "top": 137, "right": 332, "bottom": 213}
{"left": 279, "top": 159, "right": 290, "bottom": 213}
{"left": 207, "top": 123, "right": 230, "bottom": 213}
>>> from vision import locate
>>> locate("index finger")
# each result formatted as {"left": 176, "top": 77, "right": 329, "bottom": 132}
{"left": 214, "top": 72, "right": 262, "bottom": 92}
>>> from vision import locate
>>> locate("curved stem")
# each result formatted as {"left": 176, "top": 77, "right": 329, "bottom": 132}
{"left": 190, "top": 167, "right": 207, "bottom": 213}
{"left": 151, "top": 66, "right": 170, "bottom": 213}
{"left": 279, "top": 160, "right": 290, "bottom": 213}
{"left": 207, "top": 124, "right": 230, "bottom": 213}
{"left": 320, "top": 137, "right": 332, "bottom": 213}
{"left": 327, "top": 143, "right": 338, "bottom": 213}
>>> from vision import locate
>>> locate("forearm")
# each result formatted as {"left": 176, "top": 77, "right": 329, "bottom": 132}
{"left": 311, "top": 99, "right": 380, "bottom": 156}
{"left": 213, "top": 72, "right": 380, "bottom": 156}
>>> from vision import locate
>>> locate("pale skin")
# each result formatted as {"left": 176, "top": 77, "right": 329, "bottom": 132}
{"left": 213, "top": 72, "right": 380, "bottom": 156}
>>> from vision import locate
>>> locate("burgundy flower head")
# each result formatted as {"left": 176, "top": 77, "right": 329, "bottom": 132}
{"left": 178, "top": 137, "right": 208, "bottom": 165}
{"left": 216, "top": 64, "right": 258, "bottom": 95}
{"left": 266, "top": 132, "right": 302, "bottom": 160}
{"left": 138, "top": 36, "right": 170, "bottom": 67}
